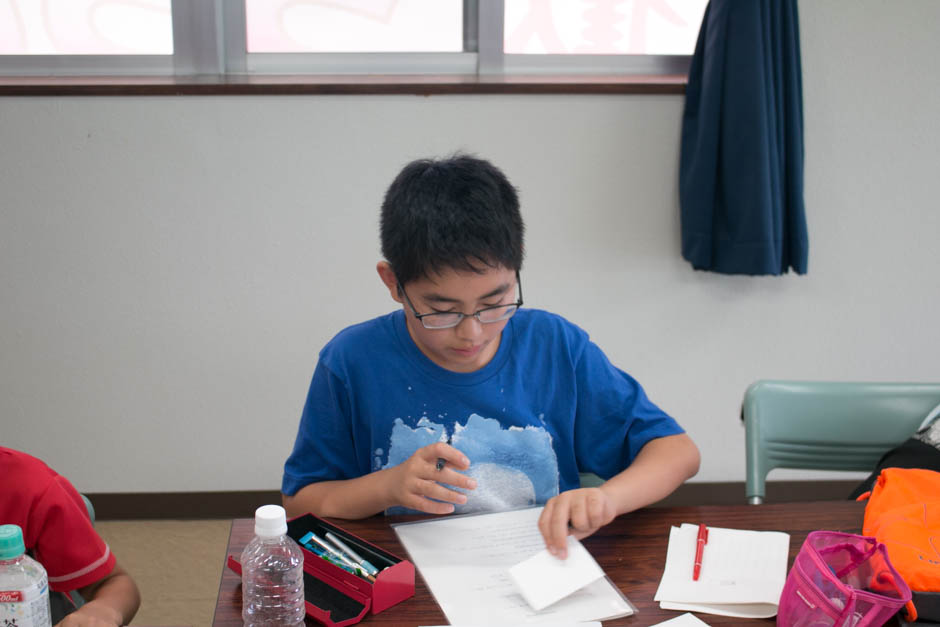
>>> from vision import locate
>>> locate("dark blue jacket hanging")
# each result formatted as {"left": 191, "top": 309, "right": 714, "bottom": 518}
{"left": 679, "top": 0, "right": 808, "bottom": 275}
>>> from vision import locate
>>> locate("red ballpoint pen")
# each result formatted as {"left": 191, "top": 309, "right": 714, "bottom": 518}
{"left": 692, "top": 523, "right": 708, "bottom": 581}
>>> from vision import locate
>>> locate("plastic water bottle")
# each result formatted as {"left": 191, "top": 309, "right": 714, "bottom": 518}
{"left": 241, "top": 505, "right": 306, "bottom": 626}
{"left": 0, "top": 524, "right": 52, "bottom": 627}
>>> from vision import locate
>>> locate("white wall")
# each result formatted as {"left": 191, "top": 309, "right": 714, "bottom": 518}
{"left": 2, "top": 0, "right": 938, "bottom": 493}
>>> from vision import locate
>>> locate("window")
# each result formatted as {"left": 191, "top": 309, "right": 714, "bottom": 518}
{"left": 0, "top": 0, "right": 706, "bottom": 78}
{"left": 0, "top": 0, "right": 172, "bottom": 54}
{"left": 245, "top": 0, "right": 464, "bottom": 53}
{"left": 500, "top": 0, "right": 707, "bottom": 75}
{"left": 238, "top": 0, "right": 475, "bottom": 74}
{"left": 0, "top": 0, "right": 174, "bottom": 74}
{"left": 504, "top": 0, "right": 706, "bottom": 55}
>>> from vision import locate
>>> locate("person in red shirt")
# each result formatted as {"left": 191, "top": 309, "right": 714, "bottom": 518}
{"left": 0, "top": 447, "right": 140, "bottom": 627}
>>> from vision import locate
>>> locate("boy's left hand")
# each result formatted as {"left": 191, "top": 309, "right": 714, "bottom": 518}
{"left": 537, "top": 487, "right": 616, "bottom": 560}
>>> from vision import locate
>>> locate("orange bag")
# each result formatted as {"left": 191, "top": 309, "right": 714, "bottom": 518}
{"left": 859, "top": 467, "right": 940, "bottom": 623}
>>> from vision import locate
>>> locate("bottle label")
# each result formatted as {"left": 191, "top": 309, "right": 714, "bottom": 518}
{"left": 0, "top": 584, "right": 51, "bottom": 627}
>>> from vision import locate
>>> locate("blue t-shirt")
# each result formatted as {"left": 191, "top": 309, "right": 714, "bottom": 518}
{"left": 282, "top": 309, "right": 683, "bottom": 514}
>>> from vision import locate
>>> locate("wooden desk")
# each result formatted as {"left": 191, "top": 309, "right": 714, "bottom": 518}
{"left": 212, "top": 501, "right": 866, "bottom": 626}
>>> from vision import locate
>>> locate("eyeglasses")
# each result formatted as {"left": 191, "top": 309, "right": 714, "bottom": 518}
{"left": 398, "top": 272, "right": 523, "bottom": 330}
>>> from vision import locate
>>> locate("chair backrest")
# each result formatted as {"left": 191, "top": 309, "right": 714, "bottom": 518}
{"left": 80, "top": 493, "right": 95, "bottom": 524}
{"left": 579, "top": 472, "right": 604, "bottom": 488}
{"left": 743, "top": 380, "right": 940, "bottom": 504}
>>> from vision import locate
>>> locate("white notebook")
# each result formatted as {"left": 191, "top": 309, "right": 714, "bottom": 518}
{"left": 653, "top": 523, "right": 790, "bottom": 618}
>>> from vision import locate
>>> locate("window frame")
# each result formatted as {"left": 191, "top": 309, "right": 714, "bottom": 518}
{"left": 0, "top": 0, "right": 693, "bottom": 82}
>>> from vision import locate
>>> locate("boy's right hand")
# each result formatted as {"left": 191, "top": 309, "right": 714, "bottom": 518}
{"left": 388, "top": 442, "right": 476, "bottom": 514}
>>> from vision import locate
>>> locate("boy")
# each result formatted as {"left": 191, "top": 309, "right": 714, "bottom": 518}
{"left": 0, "top": 446, "right": 141, "bottom": 627}
{"left": 283, "top": 155, "right": 699, "bottom": 558}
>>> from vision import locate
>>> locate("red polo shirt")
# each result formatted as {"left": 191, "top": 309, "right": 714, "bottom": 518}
{"left": 0, "top": 447, "right": 116, "bottom": 592}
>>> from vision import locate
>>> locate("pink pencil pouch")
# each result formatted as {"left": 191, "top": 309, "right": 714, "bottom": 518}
{"left": 777, "top": 531, "right": 911, "bottom": 627}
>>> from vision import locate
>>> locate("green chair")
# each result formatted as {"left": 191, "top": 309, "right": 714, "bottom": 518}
{"left": 65, "top": 495, "right": 95, "bottom": 612}
{"left": 742, "top": 380, "right": 940, "bottom": 504}
{"left": 80, "top": 493, "right": 95, "bottom": 524}
{"left": 579, "top": 472, "right": 604, "bottom": 488}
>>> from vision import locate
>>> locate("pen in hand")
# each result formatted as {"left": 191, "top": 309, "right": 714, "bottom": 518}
{"left": 693, "top": 523, "right": 708, "bottom": 581}
{"left": 436, "top": 435, "right": 453, "bottom": 471}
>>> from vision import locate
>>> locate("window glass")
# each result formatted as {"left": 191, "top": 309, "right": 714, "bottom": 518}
{"left": 504, "top": 0, "right": 707, "bottom": 55}
{"left": 0, "top": 0, "right": 172, "bottom": 54}
{"left": 245, "top": 0, "right": 463, "bottom": 53}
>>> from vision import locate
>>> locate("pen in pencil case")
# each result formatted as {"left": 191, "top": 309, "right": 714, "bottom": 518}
{"left": 299, "top": 534, "right": 376, "bottom": 582}
{"left": 299, "top": 532, "right": 376, "bottom": 583}
{"left": 325, "top": 531, "right": 380, "bottom": 576}
{"left": 310, "top": 545, "right": 373, "bottom": 580}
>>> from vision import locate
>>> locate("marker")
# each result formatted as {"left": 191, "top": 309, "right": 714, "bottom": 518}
{"left": 692, "top": 523, "right": 708, "bottom": 581}
{"left": 305, "top": 532, "right": 376, "bottom": 583}
{"left": 325, "top": 531, "right": 380, "bottom": 576}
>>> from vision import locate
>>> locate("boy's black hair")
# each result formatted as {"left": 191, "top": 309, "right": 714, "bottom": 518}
{"left": 380, "top": 154, "right": 525, "bottom": 285}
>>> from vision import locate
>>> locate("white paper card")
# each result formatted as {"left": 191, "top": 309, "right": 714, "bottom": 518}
{"left": 650, "top": 612, "right": 712, "bottom": 626}
{"left": 420, "top": 624, "right": 601, "bottom": 627}
{"left": 507, "top": 535, "right": 605, "bottom": 611}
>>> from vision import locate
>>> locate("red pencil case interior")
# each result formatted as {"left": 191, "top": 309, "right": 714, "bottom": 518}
{"left": 227, "top": 513, "right": 415, "bottom": 627}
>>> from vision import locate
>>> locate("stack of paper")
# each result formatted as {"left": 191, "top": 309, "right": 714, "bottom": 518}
{"left": 654, "top": 524, "right": 790, "bottom": 618}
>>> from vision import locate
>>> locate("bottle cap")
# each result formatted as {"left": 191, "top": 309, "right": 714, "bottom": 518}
{"left": 0, "top": 525, "right": 26, "bottom": 560}
{"left": 254, "top": 504, "right": 288, "bottom": 538}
